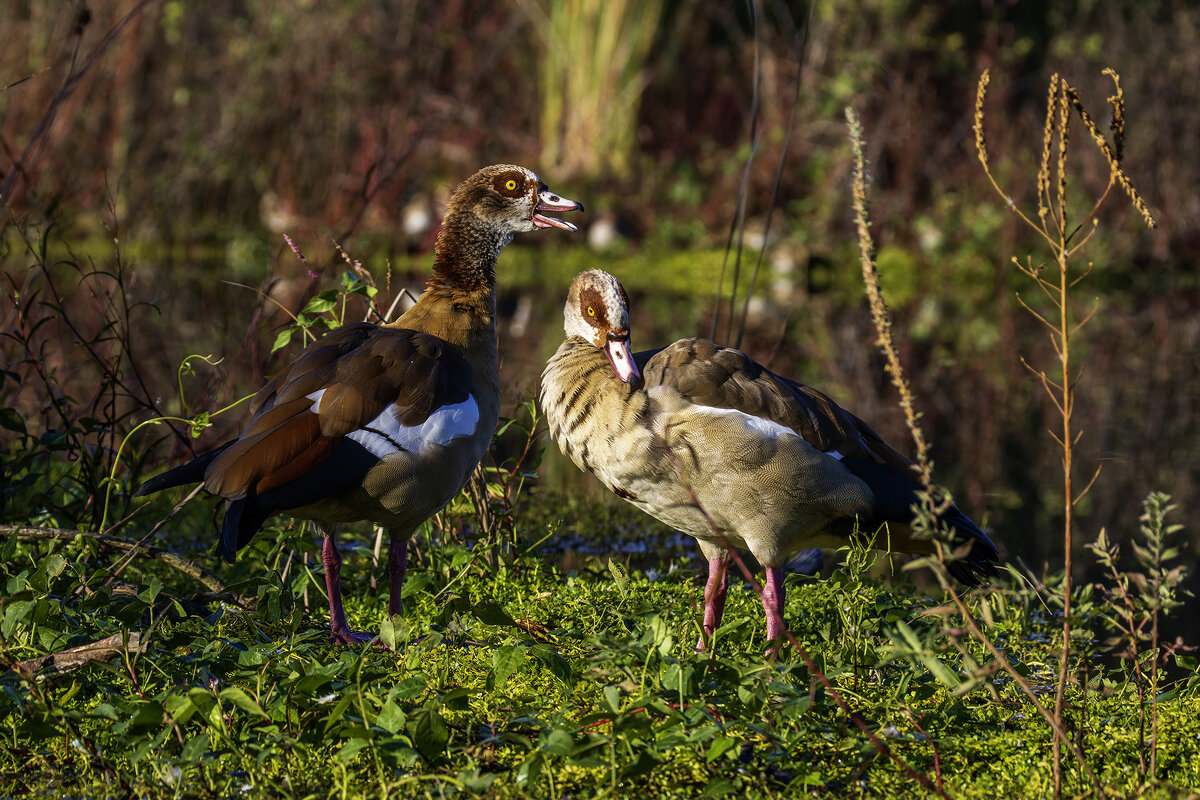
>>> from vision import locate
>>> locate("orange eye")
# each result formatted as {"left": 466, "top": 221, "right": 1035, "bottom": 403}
{"left": 587, "top": 306, "right": 595, "bottom": 317}
{"left": 505, "top": 179, "right": 518, "bottom": 191}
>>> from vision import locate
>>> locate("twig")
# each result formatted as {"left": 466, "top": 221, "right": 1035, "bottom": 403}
{"left": 105, "top": 484, "right": 206, "bottom": 581}
{"left": 9, "top": 631, "right": 147, "bottom": 677}
{"left": 734, "top": 4, "right": 811, "bottom": 350}
{"left": 905, "top": 708, "right": 944, "bottom": 795}
{"left": 712, "top": 0, "right": 761, "bottom": 344}
{"left": 1, "top": 523, "right": 228, "bottom": 595}
{"left": 0, "top": 1, "right": 157, "bottom": 231}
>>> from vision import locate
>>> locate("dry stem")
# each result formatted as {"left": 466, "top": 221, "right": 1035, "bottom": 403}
{"left": 849, "top": 100, "right": 1116, "bottom": 796}
{"left": 971, "top": 67, "right": 1156, "bottom": 798}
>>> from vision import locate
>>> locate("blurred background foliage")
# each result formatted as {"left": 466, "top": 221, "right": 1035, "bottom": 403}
{"left": 1, "top": 0, "right": 1196, "bottom": 588}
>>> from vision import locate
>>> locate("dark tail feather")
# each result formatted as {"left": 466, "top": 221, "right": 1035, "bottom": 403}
{"left": 133, "top": 444, "right": 232, "bottom": 497}
{"left": 786, "top": 548, "right": 825, "bottom": 576}
{"left": 219, "top": 498, "right": 272, "bottom": 563}
{"left": 839, "top": 456, "right": 1000, "bottom": 585}
{"left": 942, "top": 507, "right": 999, "bottom": 585}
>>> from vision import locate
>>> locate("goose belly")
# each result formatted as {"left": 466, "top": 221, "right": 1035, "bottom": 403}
{"left": 641, "top": 393, "right": 876, "bottom": 564}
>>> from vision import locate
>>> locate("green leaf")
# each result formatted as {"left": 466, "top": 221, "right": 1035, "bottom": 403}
{"left": 470, "top": 599, "right": 516, "bottom": 627}
{"left": 177, "top": 731, "right": 208, "bottom": 763}
{"left": 2, "top": 600, "right": 34, "bottom": 639}
{"left": 380, "top": 615, "right": 407, "bottom": 651}
{"left": 304, "top": 292, "right": 338, "bottom": 314}
{"left": 393, "top": 675, "right": 429, "bottom": 700}
{"left": 375, "top": 700, "right": 406, "bottom": 734}
{"left": 178, "top": 732, "right": 209, "bottom": 763}
{"left": 602, "top": 685, "right": 621, "bottom": 714}
{"left": 0, "top": 533, "right": 17, "bottom": 562}
{"left": 271, "top": 328, "right": 295, "bottom": 353}
{"left": 0, "top": 407, "right": 26, "bottom": 435}
{"left": 132, "top": 727, "right": 172, "bottom": 765}
{"left": 492, "top": 644, "right": 526, "bottom": 691}
{"left": 408, "top": 705, "right": 449, "bottom": 762}
{"left": 186, "top": 688, "right": 217, "bottom": 717}
{"left": 220, "top": 687, "right": 268, "bottom": 718}
{"left": 138, "top": 576, "right": 163, "bottom": 604}
{"left": 164, "top": 694, "right": 197, "bottom": 725}
{"left": 91, "top": 702, "right": 120, "bottom": 721}
{"left": 401, "top": 573, "right": 433, "bottom": 599}
{"left": 703, "top": 777, "right": 739, "bottom": 797}
{"left": 442, "top": 686, "right": 470, "bottom": 711}
{"left": 458, "top": 768, "right": 497, "bottom": 794}
{"left": 608, "top": 558, "right": 630, "bottom": 601}
{"left": 188, "top": 412, "right": 211, "bottom": 438}
{"left": 46, "top": 554, "right": 67, "bottom": 578}
{"left": 322, "top": 694, "right": 354, "bottom": 735}
{"left": 130, "top": 701, "right": 166, "bottom": 731}
{"left": 542, "top": 727, "right": 575, "bottom": 756}
{"left": 529, "top": 644, "right": 574, "bottom": 686}
{"left": 335, "top": 738, "right": 371, "bottom": 763}
{"left": 112, "top": 700, "right": 165, "bottom": 734}
{"left": 516, "top": 752, "right": 544, "bottom": 787}
{"left": 623, "top": 747, "right": 662, "bottom": 778}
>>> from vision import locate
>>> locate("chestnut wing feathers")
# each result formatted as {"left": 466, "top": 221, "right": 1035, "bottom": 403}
{"left": 205, "top": 323, "right": 474, "bottom": 500}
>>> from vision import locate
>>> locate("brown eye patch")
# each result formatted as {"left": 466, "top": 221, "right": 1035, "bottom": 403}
{"left": 493, "top": 173, "right": 525, "bottom": 197}
{"left": 578, "top": 286, "right": 609, "bottom": 328}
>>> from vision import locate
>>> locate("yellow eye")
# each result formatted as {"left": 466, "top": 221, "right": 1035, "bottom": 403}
{"left": 505, "top": 179, "right": 518, "bottom": 191}
{"left": 587, "top": 306, "right": 595, "bottom": 317}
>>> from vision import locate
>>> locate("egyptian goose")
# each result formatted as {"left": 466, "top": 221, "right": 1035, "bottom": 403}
{"left": 137, "top": 165, "right": 583, "bottom": 644}
{"left": 540, "top": 270, "right": 998, "bottom": 651}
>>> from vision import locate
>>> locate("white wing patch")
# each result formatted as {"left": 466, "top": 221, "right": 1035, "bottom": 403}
{"left": 693, "top": 404, "right": 795, "bottom": 440}
{"left": 307, "top": 389, "right": 480, "bottom": 459}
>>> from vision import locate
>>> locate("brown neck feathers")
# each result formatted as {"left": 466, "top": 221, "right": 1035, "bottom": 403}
{"left": 429, "top": 209, "right": 511, "bottom": 295}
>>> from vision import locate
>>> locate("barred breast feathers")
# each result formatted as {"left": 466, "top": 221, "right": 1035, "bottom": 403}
{"left": 541, "top": 340, "right": 649, "bottom": 478}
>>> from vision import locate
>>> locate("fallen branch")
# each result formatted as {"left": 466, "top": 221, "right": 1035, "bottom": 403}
{"left": 10, "top": 631, "right": 146, "bottom": 676}
{"left": 1, "top": 523, "right": 227, "bottom": 595}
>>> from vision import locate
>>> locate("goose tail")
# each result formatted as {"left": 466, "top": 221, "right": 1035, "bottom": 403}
{"left": 132, "top": 444, "right": 231, "bottom": 497}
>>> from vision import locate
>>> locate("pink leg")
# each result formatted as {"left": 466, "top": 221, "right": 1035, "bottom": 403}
{"left": 322, "top": 534, "right": 373, "bottom": 645}
{"left": 697, "top": 556, "right": 729, "bottom": 650}
{"left": 387, "top": 538, "right": 408, "bottom": 617}
{"left": 761, "top": 565, "right": 786, "bottom": 657}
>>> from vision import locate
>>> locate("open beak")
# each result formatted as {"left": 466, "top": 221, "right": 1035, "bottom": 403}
{"left": 604, "top": 331, "right": 642, "bottom": 388}
{"left": 533, "top": 186, "right": 585, "bottom": 232}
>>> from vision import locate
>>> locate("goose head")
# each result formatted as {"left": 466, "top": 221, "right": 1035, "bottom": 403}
{"left": 564, "top": 269, "right": 642, "bottom": 387}
{"left": 449, "top": 164, "right": 584, "bottom": 235}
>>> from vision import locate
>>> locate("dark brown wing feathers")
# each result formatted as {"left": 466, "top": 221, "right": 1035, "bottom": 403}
{"left": 853, "top": 416, "right": 922, "bottom": 476}
{"left": 249, "top": 323, "right": 377, "bottom": 415}
{"left": 204, "top": 324, "right": 473, "bottom": 501}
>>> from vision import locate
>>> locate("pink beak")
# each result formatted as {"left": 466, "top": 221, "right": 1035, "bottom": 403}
{"left": 533, "top": 187, "right": 585, "bottom": 231}
{"left": 604, "top": 332, "right": 642, "bottom": 387}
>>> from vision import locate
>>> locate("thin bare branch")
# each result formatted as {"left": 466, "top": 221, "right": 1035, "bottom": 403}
{"left": 2, "top": 524, "right": 230, "bottom": 597}
{"left": 1070, "top": 299, "right": 1101, "bottom": 337}
{"left": 1074, "top": 464, "right": 1103, "bottom": 505}
{"left": 1015, "top": 293, "right": 1057, "bottom": 331}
